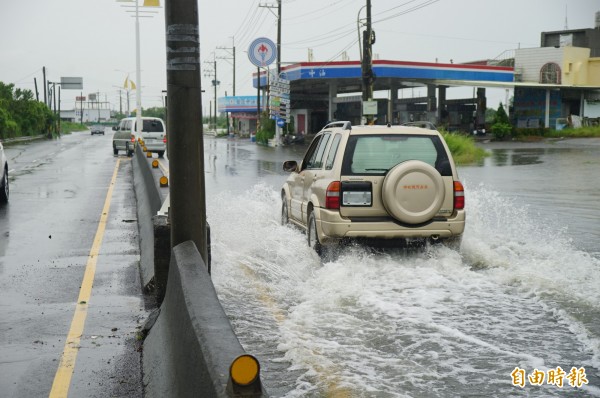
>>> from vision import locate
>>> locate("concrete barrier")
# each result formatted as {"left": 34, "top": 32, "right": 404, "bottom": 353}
{"left": 132, "top": 144, "right": 166, "bottom": 291}
{"left": 143, "top": 241, "right": 265, "bottom": 397}
{"left": 132, "top": 148, "right": 265, "bottom": 396}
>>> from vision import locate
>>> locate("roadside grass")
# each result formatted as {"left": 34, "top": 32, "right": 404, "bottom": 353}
{"left": 60, "top": 122, "right": 87, "bottom": 135}
{"left": 545, "top": 125, "right": 600, "bottom": 139}
{"left": 441, "top": 131, "right": 489, "bottom": 165}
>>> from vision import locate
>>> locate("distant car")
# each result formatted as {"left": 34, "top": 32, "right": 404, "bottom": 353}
{"left": 90, "top": 124, "right": 105, "bottom": 135}
{"left": 112, "top": 117, "right": 166, "bottom": 157}
{"left": 281, "top": 121, "right": 465, "bottom": 254}
{"left": 0, "top": 141, "right": 8, "bottom": 204}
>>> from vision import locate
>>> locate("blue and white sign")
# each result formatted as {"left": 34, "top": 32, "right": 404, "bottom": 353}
{"left": 276, "top": 118, "right": 286, "bottom": 127}
{"left": 248, "top": 37, "right": 277, "bottom": 67}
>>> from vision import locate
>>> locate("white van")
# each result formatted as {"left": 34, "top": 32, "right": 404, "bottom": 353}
{"left": 112, "top": 117, "right": 167, "bottom": 157}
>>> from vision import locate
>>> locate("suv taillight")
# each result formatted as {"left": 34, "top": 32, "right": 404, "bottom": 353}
{"left": 130, "top": 135, "right": 136, "bottom": 143}
{"left": 454, "top": 181, "right": 465, "bottom": 210}
{"left": 326, "top": 181, "right": 340, "bottom": 209}
{"left": 163, "top": 136, "right": 167, "bottom": 144}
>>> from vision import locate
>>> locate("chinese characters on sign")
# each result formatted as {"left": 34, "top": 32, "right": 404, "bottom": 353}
{"left": 269, "top": 76, "right": 290, "bottom": 123}
{"left": 511, "top": 367, "right": 588, "bottom": 388}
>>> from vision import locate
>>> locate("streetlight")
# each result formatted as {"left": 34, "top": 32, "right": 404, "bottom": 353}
{"left": 116, "top": 0, "right": 160, "bottom": 135}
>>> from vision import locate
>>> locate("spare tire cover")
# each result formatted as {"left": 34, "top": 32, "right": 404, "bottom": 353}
{"left": 382, "top": 160, "right": 445, "bottom": 224}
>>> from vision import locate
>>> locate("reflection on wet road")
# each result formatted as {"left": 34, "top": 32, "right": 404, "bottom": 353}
{"left": 0, "top": 132, "right": 146, "bottom": 398}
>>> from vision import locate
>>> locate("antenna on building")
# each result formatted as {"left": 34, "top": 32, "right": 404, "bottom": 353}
{"left": 564, "top": 4, "right": 568, "bottom": 29}
{"left": 308, "top": 48, "right": 314, "bottom": 62}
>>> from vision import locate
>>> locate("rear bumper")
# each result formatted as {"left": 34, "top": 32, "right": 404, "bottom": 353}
{"left": 144, "top": 141, "right": 166, "bottom": 152}
{"left": 317, "top": 208, "right": 465, "bottom": 243}
{"left": 114, "top": 140, "right": 137, "bottom": 151}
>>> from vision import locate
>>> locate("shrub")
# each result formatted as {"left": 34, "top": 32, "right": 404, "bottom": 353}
{"left": 255, "top": 113, "right": 275, "bottom": 144}
{"left": 441, "top": 131, "right": 489, "bottom": 164}
{"left": 490, "top": 122, "right": 512, "bottom": 140}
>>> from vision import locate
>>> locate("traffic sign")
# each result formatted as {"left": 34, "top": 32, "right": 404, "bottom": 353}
{"left": 277, "top": 118, "right": 285, "bottom": 127}
{"left": 248, "top": 37, "right": 277, "bottom": 67}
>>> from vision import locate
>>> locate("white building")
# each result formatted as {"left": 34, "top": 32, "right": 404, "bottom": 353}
{"left": 60, "top": 106, "right": 112, "bottom": 123}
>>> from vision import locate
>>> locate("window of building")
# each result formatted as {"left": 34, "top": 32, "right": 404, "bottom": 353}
{"left": 540, "top": 63, "right": 561, "bottom": 84}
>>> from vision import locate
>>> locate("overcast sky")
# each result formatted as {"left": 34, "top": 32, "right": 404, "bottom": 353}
{"left": 1, "top": 0, "right": 598, "bottom": 115}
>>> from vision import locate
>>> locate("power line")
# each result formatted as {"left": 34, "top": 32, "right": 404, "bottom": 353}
{"left": 373, "top": 0, "right": 440, "bottom": 24}
{"left": 283, "top": 0, "right": 357, "bottom": 23}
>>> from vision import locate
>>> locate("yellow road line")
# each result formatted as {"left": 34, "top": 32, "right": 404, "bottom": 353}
{"left": 158, "top": 159, "right": 169, "bottom": 176}
{"left": 49, "top": 159, "right": 121, "bottom": 398}
{"left": 239, "top": 261, "right": 351, "bottom": 396}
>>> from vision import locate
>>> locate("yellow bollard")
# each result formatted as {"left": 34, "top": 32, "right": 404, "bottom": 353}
{"left": 159, "top": 176, "right": 168, "bottom": 187}
{"left": 152, "top": 159, "right": 159, "bottom": 168}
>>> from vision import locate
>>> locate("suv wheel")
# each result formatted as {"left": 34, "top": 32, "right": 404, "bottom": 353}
{"left": 126, "top": 142, "right": 134, "bottom": 157}
{"left": 281, "top": 198, "right": 289, "bottom": 225}
{"left": 381, "top": 160, "right": 445, "bottom": 224}
{"left": 113, "top": 144, "right": 118, "bottom": 155}
{"left": 307, "top": 211, "right": 322, "bottom": 255}
{"left": 0, "top": 168, "right": 8, "bottom": 204}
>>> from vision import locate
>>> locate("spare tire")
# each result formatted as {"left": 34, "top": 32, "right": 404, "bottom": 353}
{"left": 382, "top": 160, "right": 445, "bottom": 224}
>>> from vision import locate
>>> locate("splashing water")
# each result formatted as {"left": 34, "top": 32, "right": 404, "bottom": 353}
{"left": 209, "top": 182, "right": 600, "bottom": 397}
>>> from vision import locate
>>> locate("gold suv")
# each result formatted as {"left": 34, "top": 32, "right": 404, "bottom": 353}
{"left": 281, "top": 122, "right": 465, "bottom": 254}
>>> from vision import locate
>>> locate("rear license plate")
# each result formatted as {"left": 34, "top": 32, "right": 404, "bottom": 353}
{"left": 342, "top": 191, "right": 372, "bottom": 206}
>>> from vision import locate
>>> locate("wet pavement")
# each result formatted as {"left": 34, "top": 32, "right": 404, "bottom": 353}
{"left": 0, "top": 131, "right": 147, "bottom": 397}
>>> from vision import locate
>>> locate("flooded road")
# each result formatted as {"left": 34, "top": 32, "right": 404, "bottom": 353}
{"left": 203, "top": 136, "right": 600, "bottom": 397}
{"left": 2, "top": 133, "right": 597, "bottom": 397}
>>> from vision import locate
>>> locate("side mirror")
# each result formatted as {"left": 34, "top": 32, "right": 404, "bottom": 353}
{"left": 283, "top": 160, "right": 298, "bottom": 173}
{"left": 112, "top": 126, "right": 118, "bottom": 131}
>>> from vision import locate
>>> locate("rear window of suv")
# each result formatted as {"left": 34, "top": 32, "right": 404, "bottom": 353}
{"left": 135, "top": 120, "right": 164, "bottom": 133}
{"left": 341, "top": 134, "right": 452, "bottom": 176}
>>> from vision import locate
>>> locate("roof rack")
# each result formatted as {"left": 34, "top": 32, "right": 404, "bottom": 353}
{"left": 400, "top": 121, "right": 437, "bottom": 130}
{"left": 323, "top": 121, "right": 352, "bottom": 130}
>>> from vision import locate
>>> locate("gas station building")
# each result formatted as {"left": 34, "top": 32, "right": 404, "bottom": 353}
{"left": 219, "top": 49, "right": 600, "bottom": 135}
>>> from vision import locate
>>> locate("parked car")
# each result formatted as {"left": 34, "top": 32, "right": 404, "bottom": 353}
{"left": 1, "top": 141, "right": 9, "bottom": 204}
{"left": 112, "top": 117, "right": 166, "bottom": 157}
{"left": 281, "top": 121, "right": 465, "bottom": 255}
{"left": 90, "top": 124, "right": 105, "bottom": 135}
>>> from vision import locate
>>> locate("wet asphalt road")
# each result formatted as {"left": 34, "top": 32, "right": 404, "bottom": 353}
{"left": 0, "top": 130, "right": 147, "bottom": 398}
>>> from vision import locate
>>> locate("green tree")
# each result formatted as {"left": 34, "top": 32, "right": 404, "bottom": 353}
{"left": 0, "top": 81, "right": 53, "bottom": 139}
{"left": 490, "top": 103, "right": 512, "bottom": 140}
{"left": 144, "top": 106, "right": 166, "bottom": 120}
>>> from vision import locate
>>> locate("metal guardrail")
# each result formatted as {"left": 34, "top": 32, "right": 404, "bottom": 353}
{"left": 0, "top": 135, "right": 47, "bottom": 144}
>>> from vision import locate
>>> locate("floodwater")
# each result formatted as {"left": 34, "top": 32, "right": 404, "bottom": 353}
{"left": 203, "top": 136, "right": 600, "bottom": 397}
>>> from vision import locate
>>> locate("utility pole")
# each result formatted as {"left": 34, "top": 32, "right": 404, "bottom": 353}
{"left": 202, "top": 55, "right": 218, "bottom": 130}
{"left": 256, "top": 66, "right": 261, "bottom": 136}
{"left": 217, "top": 36, "right": 236, "bottom": 96}
{"left": 58, "top": 86, "right": 61, "bottom": 135}
{"left": 361, "top": 0, "right": 375, "bottom": 124}
{"left": 134, "top": 0, "right": 142, "bottom": 141}
{"left": 259, "top": 1, "right": 282, "bottom": 73}
{"left": 213, "top": 57, "right": 217, "bottom": 130}
{"left": 277, "top": 0, "right": 281, "bottom": 74}
{"left": 97, "top": 91, "right": 101, "bottom": 122}
{"left": 43, "top": 67, "right": 47, "bottom": 105}
{"left": 34, "top": 78, "right": 39, "bottom": 101}
{"left": 52, "top": 83, "right": 57, "bottom": 134}
{"left": 164, "top": 0, "right": 208, "bottom": 266}
{"left": 80, "top": 92, "right": 84, "bottom": 124}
